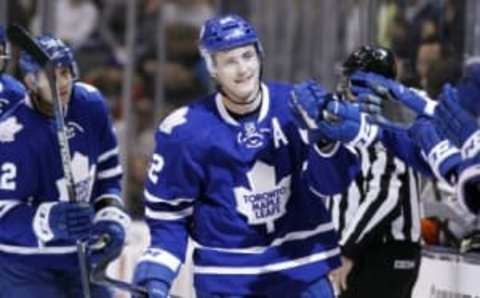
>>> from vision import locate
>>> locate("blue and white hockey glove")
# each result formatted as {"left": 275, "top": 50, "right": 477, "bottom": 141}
{"left": 354, "top": 92, "right": 383, "bottom": 116}
{"left": 290, "top": 80, "right": 332, "bottom": 142}
{"left": 435, "top": 85, "right": 480, "bottom": 159}
{"left": 350, "top": 71, "right": 437, "bottom": 116}
{"left": 89, "top": 203, "right": 131, "bottom": 265}
{"left": 133, "top": 248, "right": 179, "bottom": 298}
{"left": 317, "top": 100, "right": 380, "bottom": 149}
{"left": 409, "top": 116, "right": 461, "bottom": 183}
{"left": 33, "top": 202, "right": 94, "bottom": 243}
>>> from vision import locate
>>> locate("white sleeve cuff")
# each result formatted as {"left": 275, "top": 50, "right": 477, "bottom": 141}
{"left": 313, "top": 141, "right": 340, "bottom": 158}
{"left": 33, "top": 202, "right": 56, "bottom": 243}
{"left": 427, "top": 140, "right": 459, "bottom": 180}
{"left": 139, "top": 247, "right": 182, "bottom": 273}
{"left": 94, "top": 206, "right": 131, "bottom": 232}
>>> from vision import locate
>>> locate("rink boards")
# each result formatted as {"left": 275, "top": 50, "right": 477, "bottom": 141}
{"left": 109, "top": 222, "right": 480, "bottom": 298}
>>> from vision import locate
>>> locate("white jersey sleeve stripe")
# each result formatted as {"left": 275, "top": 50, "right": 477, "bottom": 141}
{"left": 0, "top": 200, "right": 21, "bottom": 218}
{"left": 194, "top": 247, "right": 340, "bottom": 275}
{"left": 144, "top": 190, "right": 195, "bottom": 206}
{"left": 98, "top": 147, "right": 119, "bottom": 163}
{"left": 145, "top": 206, "right": 193, "bottom": 221}
{"left": 139, "top": 247, "right": 182, "bottom": 272}
{"left": 97, "top": 165, "right": 122, "bottom": 179}
{"left": 0, "top": 243, "right": 77, "bottom": 254}
{"left": 94, "top": 194, "right": 123, "bottom": 204}
{"left": 194, "top": 222, "right": 335, "bottom": 254}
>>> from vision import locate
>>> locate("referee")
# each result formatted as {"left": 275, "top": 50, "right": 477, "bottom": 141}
{"left": 327, "top": 46, "right": 422, "bottom": 298}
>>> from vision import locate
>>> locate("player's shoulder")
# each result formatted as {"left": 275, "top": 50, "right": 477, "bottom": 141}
{"left": 72, "top": 82, "right": 103, "bottom": 100}
{"left": 266, "top": 81, "right": 293, "bottom": 98}
{"left": 263, "top": 81, "right": 295, "bottom": 117}
{"left": 266, "top": 81, "right": 293, "bottom": 93}
{"left": 0, "top": 105, "right": 46, "bottom": 155}
{"left": 0, "top": 74, "right": 26, "bottom": 97}
{"left": 71, "top": 82, "right": 108, "bottom": 112}
{"left": 155, "top": 94, "right": 216, "bottom": 143}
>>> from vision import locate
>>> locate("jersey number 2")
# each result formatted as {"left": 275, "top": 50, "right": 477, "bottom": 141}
{"left": 0, "top": 163, "right": 16, "bottom": 190}
{"left": 148, "top": 154, "right": 164, "bottom": 184}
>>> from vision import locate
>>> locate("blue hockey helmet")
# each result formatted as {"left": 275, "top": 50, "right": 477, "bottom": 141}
{"left": 199, "top": 14, "right": 263, "bottom": 74}
{"left": 457, "top": 57, "right": 480, "bottom": 117}
{"left": 0, "top": 25, "right": 10, "bottom": 68}
{"left": 19, "top": 34, "right": 78, "bottom": 79}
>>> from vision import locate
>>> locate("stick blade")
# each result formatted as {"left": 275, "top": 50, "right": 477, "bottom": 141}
{"left": 7, "top": 24, "right": 49, "bottom": 67}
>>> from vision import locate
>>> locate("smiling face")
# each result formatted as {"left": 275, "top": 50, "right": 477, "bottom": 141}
{"left": 212, "top": 44, "right": 261, "bottom": 104}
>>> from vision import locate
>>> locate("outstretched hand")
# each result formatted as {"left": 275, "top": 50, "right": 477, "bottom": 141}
{"left": 350, "top": 71, "right": 437, "bottom": 116}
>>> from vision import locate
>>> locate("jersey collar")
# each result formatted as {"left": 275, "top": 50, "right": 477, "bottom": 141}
{"left": 215, "top": 83, "right": 270, "bottom": 126}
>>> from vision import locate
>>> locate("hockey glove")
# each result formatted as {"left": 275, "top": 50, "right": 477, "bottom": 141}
{"left": 89, "top": 206, "right": 131, "bottom": 266}
{"left": 409, "top": 116, "right": 461, "bottom": 182}
{"left": 435, "top": 85, "right": 480, "bottom": 159}
{"left": 350, "top": 71, "right": 437, "bottom": 116}
{"left": 33, "top": 202, "right": 94, "bottom": 243}
{"left": 289, "top": 80, "right": 332, "bottom": 142}
{"left": 133, "top": 248, "right": 179, "bottom": 298}
{"left": 317, "top": 100, "right": 380, "bottom": 149}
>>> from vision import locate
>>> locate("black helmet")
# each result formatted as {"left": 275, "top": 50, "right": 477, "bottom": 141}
{"left": 342, "top": 45, "right": 397, "bottom": 79}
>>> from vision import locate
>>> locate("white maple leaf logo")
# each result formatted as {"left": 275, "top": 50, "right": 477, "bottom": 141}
{"left": 159, "top": 107, "right": 188, "bottom": 134}
{"left": 56, "top": 152, "right": 95, "bottom": 203}
{"left": 234, "top": 161, "right": 291, "bottom": 233}
{"left": 0, "top": 117, "right": 23, "bottom": 143}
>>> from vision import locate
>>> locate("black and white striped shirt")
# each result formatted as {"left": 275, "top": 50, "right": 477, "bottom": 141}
{"left": 325, "top": 142, "right": 422, "bottom": 258}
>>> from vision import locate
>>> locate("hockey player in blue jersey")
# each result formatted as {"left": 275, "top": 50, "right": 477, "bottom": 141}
{"left": 133, "top": 14, "right": 361, "bottom": 298}
{"left": 0, "top": 25, "right": 27, "bottom": 118}
{"left": 334, "top": 56, "right": 462, "bottom": 186}
{"left": 350, "top": 56, "right": 480, "bottom": 218}
{"left": 420, "top": 59, "right": 480, "bottom": 216}
{"left": 0, "top": 34, "right": 130, "bottom": 298}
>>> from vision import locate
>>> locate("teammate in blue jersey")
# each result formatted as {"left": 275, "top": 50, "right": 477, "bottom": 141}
{"left": 0, "top": 34, "right": 130, "bottom": 298}
{"left": 424, "top": 59, "right": 480, "bottom": 217}
{"left": 350, "top": 56, "right": 480, "bottom": 221}
{"left": 339, "top": 59, "right": 462, "bottom": 185}
{"left": 133, "top": 14, "right": 360, "bottom": 298}
{"left": 0, "top": 25, "right": 27, "bottom": 118}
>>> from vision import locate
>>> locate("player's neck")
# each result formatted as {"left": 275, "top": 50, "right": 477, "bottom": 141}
{"left": 222, "top": 88, "right": 262, "bottom": 115}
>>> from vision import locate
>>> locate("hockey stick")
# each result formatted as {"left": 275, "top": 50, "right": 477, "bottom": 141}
{"left": 89, "top": 235, "right": 182, "bottom": 298}
{"left": 7, "top": 25, "right": 92, "bottom": 298}
{"left": 91, "top": 259, "right": 148, "bottom": 298}
{"left": 91, "top": 256, "right": 181, "bottom": 298}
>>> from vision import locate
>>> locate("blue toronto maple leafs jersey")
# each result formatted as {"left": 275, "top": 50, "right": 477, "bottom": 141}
{"left": 0, "top": 73, "right": 26, "bottom": 118}
{"left": 142, "top": 82, "right": 359, "bottom": 295}
{"left": 0, "top": 82, "right": 122, "bottom": 269}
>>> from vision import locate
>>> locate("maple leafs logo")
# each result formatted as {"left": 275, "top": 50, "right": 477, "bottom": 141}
{"left": 0, "top": 117, "right": 23, "bottom": 143}
{"left": 234, "top": 161, "right": 291, "bottom": 233}
{"left": 56, "top": 152, "right": 95, "bottom": 203}
{"left": 159, "top": 107, "right": 188, "bottom": 134}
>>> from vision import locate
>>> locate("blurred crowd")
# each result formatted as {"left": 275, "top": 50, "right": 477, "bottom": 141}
{"left": 5, "top": 0, "right": 477, "bottom": 251}
{"left": 375, "top": 0, "right": 464, "bottom": 97}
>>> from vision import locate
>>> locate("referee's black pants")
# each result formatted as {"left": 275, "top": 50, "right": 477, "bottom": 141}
{"left": 339, "top": 241, "right": 421, "bottom": 298}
